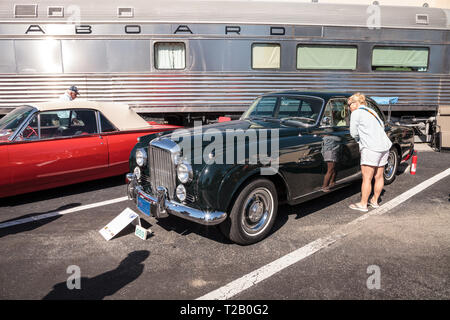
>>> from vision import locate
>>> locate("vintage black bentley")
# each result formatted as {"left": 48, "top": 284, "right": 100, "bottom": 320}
{"left": 126, "top": 91, "right": 414, "bottom": 245}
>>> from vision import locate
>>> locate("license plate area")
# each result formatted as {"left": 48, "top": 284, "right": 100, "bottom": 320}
{"left": 137, "top": 195, "right": 151, "bottom": 216}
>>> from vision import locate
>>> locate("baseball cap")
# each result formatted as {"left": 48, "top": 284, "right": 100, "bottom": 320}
{"left": 69, "top": 86, "right": 79, "bottom": 94}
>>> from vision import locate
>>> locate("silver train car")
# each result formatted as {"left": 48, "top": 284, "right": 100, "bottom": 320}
{"left": 0, "top": 0, "right": 449, "bottom": 125}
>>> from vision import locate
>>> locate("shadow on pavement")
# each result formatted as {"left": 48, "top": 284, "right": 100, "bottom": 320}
{"left": 43, "top": 250, "right": 150, "bottom": 300}
{"left": 0, "top": 203, "right": 81, "bottom": 239}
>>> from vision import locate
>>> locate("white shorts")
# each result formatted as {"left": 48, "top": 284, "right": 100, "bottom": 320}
{"left": 360, "top": 148, "right": 389, "bottom": 167}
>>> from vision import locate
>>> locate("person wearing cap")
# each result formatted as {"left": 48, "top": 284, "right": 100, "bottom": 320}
{"left": 59, "top": 86, "right": 79, "bottom": 101}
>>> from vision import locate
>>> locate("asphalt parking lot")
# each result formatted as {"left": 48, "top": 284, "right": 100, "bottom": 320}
{"left": 0, "top": 145, "right": 449, "bottom": 301}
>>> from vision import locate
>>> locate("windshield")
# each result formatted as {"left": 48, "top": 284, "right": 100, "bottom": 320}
{"left": 241, "top": 95, "right": 323, "bottom": 124}
{"left": 0, "top": 106, "right": 34, "bottom": 141}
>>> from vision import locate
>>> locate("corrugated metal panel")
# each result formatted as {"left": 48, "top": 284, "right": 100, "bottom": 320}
{"left": 0, "top": 72, "right": 448, "bottom": 113}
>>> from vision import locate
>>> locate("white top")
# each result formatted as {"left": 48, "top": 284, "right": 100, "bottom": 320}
{"left": 31, "top": 100, "right": 150, "bottom": 131}
{"left": 350, "top": 105, "right": 392, "bottom": 152}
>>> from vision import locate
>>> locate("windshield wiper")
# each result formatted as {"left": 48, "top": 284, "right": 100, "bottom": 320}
{"left": 280, "top": 117, "right": 316, "bottom": 127}
{"left": 247, "top": 116, "right": 280, "bottom": 123}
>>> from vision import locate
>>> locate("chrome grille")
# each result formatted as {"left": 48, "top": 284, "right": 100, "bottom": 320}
{"left": 148, "top": 145, "right": 176, "bottom": 199}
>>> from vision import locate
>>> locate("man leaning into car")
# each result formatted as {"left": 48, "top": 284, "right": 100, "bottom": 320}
{"left": 59, "top": 85, "right": 79, "bottom": 101}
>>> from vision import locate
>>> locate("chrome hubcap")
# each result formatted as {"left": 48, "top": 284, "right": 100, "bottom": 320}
{"left": 249, "top": 200, "right": 265, "bottom": 223}
{"left": 242, "top": 188, "right": 274, "bottom": 236}
{"left": 384, "top": 151, "right": 395, "bottom": 179}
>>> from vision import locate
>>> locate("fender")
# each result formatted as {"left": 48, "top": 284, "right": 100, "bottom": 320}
{"left": 216, "top": 164, "right": 291, "bottom": 213}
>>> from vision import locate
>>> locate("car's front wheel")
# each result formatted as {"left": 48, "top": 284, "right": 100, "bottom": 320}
{"left": 219, "top": 178, "right": 278, "bottom": 245}
{"left": 384, "top": 147, "right": 399, "bottom": 185}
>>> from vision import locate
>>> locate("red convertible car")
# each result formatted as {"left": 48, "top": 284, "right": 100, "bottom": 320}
{"left": 0, "top": 100, "right": 179, "bottom": 198}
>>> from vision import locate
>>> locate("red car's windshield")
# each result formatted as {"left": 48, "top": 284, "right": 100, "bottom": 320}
{"left": 0, "top": 106, "right": 34, "bottom": 141}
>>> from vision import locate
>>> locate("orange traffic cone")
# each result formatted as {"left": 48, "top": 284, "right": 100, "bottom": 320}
{"left": 410, "top": 151, "right": 417, "bottom": 175}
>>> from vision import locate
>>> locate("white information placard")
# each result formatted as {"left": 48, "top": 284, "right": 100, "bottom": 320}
{"left": 135, "top": 225, "right": 151, "bottom": 240}
{"left": 99, "top": 208, "right": 140, "bottom": 241}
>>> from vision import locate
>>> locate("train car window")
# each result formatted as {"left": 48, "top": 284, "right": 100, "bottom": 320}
{"left": 0, "top": 41, "right": 16, "bottom": 73}
{"left": 62, "top": 40, "right": 150, "bottom": 73}
{"left": 154, "top": 42, "right": 186, "bottom": 70}
{"left": 252, "top": 43, "right": 281, "bottom": 69}
{"left": 296, "top": 45, "right": 357, "bottom": 70}
{"left": 15, "top": 40, "right": 62, "bottom": 73}
{"left": 372, "top": 47, "right": 429, "bottom": 72}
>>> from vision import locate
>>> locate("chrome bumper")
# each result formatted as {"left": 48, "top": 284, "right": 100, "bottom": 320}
{"left": 126, "top": 173, "right": 227, "bottom": 226}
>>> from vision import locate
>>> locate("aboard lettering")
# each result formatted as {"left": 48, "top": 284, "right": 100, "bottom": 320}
{"left": 25, "top": 25, "right": 45, "bottom": 34}
{"left": 23, "top": 24, "right": 289, "bottom": 36}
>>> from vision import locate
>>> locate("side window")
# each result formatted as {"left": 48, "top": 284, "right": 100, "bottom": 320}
{"left": 39, "top": 109, "right": 97, "bottom": 139}
{"left": 69, "top": 110, "right": 97, "bottom": 134}
{"left": 322, "top": 99, "right": 350, "bottom": 127}
{"left": 40, "top": 110, "right": 68, "bottom": 139}
{"left": 100, "top": 113, "right": 118, "bottom": 133}
{"left": 278, "top": 97, "right": 322, "bottom": 122}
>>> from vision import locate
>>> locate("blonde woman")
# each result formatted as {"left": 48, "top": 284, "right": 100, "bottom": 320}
{"left": 348, "top": 93, "right": 392, "bottom": 212}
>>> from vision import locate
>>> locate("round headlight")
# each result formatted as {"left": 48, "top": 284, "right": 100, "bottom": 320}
{"left": 176, "top": 184, "right": 187, "bottom": 202}
{"left": 177, "top": 161, "right": 193, "bottom": 184}
{"left": 135, "top": 148, "right": 147, "bottom": 167}
{"left": 133, "top": 166, "right": 141, "bottom": 180}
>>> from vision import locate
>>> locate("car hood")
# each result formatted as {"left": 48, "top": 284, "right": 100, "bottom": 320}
{"left": 166, "top": 118, "right": 296, "bottom": 136}
{"left": 150, "top": 119, "right": 302, "bottom": 164}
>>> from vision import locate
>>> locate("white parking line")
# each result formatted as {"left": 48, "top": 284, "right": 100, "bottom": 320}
{"left": 197, "top": 168, "right": 450, "bottom": 300}
{"left": 0, "top": 196, "right": 128, "bottom": 229}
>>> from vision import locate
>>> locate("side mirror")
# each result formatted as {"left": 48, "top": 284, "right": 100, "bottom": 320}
{"left": 321, "top": 116, "right": 331, "bottom": 127}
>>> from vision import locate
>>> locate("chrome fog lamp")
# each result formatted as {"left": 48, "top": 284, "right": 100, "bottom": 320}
{"left": 176, "top": 184, "right": 187, "bottom": 202}
{"left": 177, "top": 161, "right": 193, "bottom": 183}
{"left": 133, "top": 166, "right": 141, "bottom": 180}
{"left": 136, "top": 148, "right": 147, "bottom": 167}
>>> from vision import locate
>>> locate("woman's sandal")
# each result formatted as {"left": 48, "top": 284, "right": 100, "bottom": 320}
{"left": 369, "top": 201, "right": 380, "bottom": 209}
{"left": 349, "top": 203, "right": 369, "bottom": 212}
